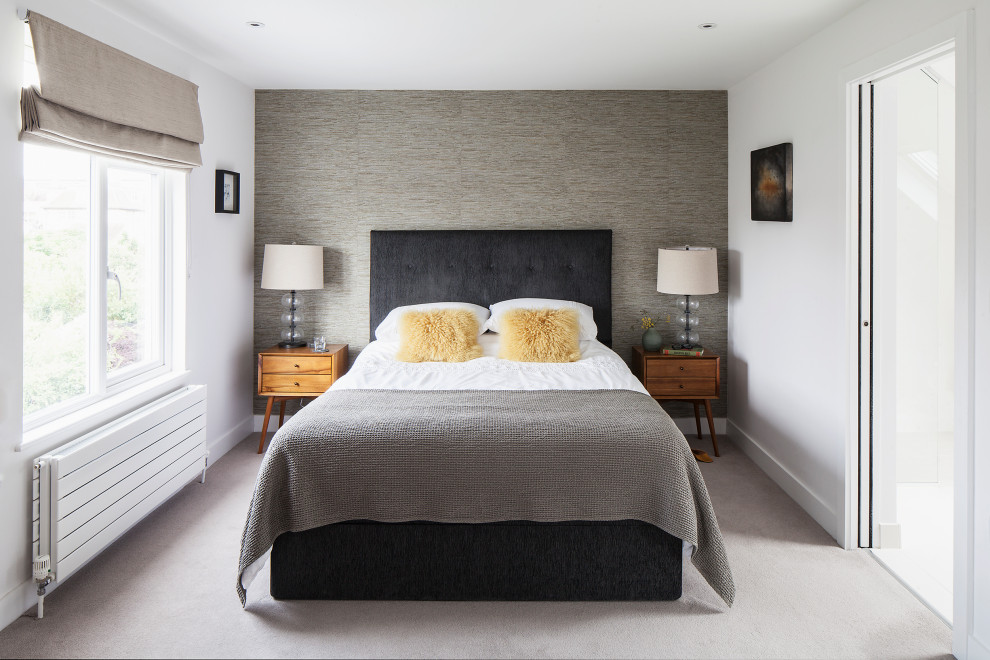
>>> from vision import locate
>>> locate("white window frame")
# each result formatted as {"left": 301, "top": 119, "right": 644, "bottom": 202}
{"left": 21, "top": 149, "right": 186, "bottom": 439}
{"left": 98, "top": 157, "right": 172, "bottom": 390}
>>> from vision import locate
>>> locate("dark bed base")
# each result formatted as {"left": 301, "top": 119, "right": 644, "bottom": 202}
{"left": 271, "top": 520, "right": 682, "bottom": 601}
{"left": 269, "top": 231, "right": 677, "bottom": 603}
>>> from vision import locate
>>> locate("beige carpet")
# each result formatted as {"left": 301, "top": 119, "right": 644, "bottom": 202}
{"left": 0, "top": 434, "right": 952, "bottom": 659}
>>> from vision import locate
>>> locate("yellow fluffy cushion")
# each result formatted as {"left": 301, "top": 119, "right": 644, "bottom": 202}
{"left": 395, "top": 308, "right": 484, "bottom": 363}
{"left": 497, "top": 308, "right": 582, "bottom": 363}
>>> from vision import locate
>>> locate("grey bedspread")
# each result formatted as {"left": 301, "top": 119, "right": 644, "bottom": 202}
{"left": 237, "top": 389, "right": 734, "bottom": 606}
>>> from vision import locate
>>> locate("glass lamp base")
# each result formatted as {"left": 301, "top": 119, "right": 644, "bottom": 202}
{"left": 675, "top": 329, "right": 701, "bottom": 347}
{"left": 280, "top": 321, "right": 304, "bottom": 347}
{"left": 673, "top": 295, "right": 702, "bottom": 348}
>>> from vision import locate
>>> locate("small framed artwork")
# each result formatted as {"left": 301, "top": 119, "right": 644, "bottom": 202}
{"left": 215, "top": 169, "right": 240, "bottom": 214}
{"left": 751, "top": 143, "right": 792, "bottom": 222}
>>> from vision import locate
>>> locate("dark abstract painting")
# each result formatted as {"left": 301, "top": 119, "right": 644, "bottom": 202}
{"left": 751, "top": 143, "right": 792, "bottom": 222}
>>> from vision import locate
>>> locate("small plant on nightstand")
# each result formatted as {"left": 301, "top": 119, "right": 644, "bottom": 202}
{"left": 634, "top": 311, "right": 667, "bottom": 352}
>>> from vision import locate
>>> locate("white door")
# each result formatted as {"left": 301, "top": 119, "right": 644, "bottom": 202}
{"left": 858, "top": 53, "right": 955, "bottom": 623}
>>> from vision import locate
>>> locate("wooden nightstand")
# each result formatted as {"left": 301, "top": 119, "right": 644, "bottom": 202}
{"left": 631, "top": 346, "right": 721, "bottom": 457}
{"left": 257, "top": 344, "right": 348, "bottom": 453}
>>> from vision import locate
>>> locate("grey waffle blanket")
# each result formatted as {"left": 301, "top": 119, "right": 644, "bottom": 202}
{"left": 237, "top": 389, "right": 734, "bottom": 606}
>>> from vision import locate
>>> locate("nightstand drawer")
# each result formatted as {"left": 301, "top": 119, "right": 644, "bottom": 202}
{"left": 645, "top": 378, "right": 718, "bottom": 397}
{"left": 645, "top": 359, "right": 716, "bottom": 379}
{"left": 631, "top": 345, "right": 721, "bottom": 457}
{"left": 260, "top": 374, "right": 334, "bottom": 395}
{"left": 261, "top": 355, "right": 333, "bottom": 375}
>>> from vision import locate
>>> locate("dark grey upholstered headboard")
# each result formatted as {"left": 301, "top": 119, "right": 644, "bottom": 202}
{"left": 370, "top": 230, "right": 612, "bottom": 346}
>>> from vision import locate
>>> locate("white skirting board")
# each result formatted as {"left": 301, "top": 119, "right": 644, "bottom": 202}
{"left": 254, "top": 413, "right": 287, "bottom": 432}
{"left": 966, "top": 634, "right": 990, "bottom": 659}
{"left": 208, "top": 416, "right": 255, "bottom": 458}
{"left": 727, "top": 419, "right": 839, "bottom": 542}
{"left": 0, "top": 578, "right": 41, "bottom": 634}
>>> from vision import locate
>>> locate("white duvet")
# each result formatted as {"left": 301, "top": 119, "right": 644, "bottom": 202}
{"left": 331, "top": 334, "right": 649, "bottom": 396}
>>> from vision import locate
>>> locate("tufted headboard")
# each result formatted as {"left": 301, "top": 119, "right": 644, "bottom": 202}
{"left": 369, "top": 230, "right": 612, "bottom": 346}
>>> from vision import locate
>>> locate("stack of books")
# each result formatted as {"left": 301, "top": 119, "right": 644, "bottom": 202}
{"left": 661, "top": 345, "right": 705, "bottom": 356}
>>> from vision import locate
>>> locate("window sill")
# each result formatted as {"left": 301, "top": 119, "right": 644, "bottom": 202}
{"left": 19, "top": 370, "right": 191, "bottom": 453}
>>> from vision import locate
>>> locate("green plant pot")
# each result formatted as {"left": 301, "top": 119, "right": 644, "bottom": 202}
{"left": 642, "top": 327, "right": 663, "bottom": 352}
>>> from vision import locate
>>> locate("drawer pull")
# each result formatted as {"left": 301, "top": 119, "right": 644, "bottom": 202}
{"left": 294, "top": 382, "right": 299, "bottom": 386}
{"left": 679, "top": 366, "right": 685, "bottom": 371}
{"left": 679, "top": 384, "right": 685, "bottom": 388}
{"left": 294, "top": 363, "right": 300, "bottom": 368}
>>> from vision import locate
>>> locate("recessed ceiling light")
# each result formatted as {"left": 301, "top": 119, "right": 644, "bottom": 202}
{"left": 246, "top": 21, "right": 265, "bottom": 28}
{"left": 698, "top": 23, "right": 717, "bottom": 30}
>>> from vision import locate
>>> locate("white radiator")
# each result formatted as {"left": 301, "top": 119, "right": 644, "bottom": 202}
{"left": 32, "top": 385, "right": 207, "bottom": 616}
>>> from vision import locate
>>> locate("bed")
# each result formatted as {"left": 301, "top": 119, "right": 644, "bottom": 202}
{"left": 237, "top": 230, "right": 733, "bottom": 607}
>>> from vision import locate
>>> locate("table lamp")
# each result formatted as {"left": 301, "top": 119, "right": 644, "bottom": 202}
{"left": 261, "top": 244, "right": 324, "bottom": 347}
{"left": 656, "top": 246, "right": 718, "bottom": 349}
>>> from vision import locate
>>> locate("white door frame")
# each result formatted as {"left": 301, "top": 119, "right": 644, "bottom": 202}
{"left": 842, "top": 10, "right": 975, "bottom": 656}
{"left": 852, "top": 44, "right": 955, "bottom": 551}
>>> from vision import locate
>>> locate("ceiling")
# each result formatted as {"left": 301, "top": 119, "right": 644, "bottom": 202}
{"left": 92, "top": 0, "right": 871, "bottom": 90}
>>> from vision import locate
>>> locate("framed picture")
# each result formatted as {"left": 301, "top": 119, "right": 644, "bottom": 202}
{"left": 215, "top": 169, "right": 240, "bottom": 214}
{"left": 750, "top": 143, "right": 792, "bottom": 222}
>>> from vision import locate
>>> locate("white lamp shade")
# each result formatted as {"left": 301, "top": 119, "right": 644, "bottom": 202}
{"left": 260, "top": 244, "right": 324, "bottom": 290}
{"left": 657, "top": 246, "right": 718, "bottom": 295}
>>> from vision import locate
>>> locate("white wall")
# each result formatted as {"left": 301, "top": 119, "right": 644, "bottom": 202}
{"left": 0, "top": 0, "right": 255, "bottom": 631}
{"left": 727, "top": 0, "right": 989, "bottom": 656}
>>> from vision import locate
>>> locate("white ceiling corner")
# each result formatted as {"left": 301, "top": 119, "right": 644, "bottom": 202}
{"left": 91, "top": 0, "right": 872, "bottom": 90}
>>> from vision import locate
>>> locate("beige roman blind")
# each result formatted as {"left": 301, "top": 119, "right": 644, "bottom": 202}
{"left": 19, "top": 11, "right": 204, "bottom": 168}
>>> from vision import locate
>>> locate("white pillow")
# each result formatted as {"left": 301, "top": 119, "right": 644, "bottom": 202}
{"left": 375, "top": 302, "right": 490, "bottom": 341}
{"left": 483, "top": 298, "right": 598, "bottom": 341}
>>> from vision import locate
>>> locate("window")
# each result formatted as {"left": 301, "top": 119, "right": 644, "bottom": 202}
{"left": 23, "top": 143, "right": 183, "bottom": 430}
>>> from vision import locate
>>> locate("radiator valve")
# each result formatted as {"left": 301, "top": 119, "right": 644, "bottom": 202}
{"left": 34, "top": 555, "right": 52, "bottom": 619}
{"left": 33, "top": 555, "right": 51, "bottom": 583}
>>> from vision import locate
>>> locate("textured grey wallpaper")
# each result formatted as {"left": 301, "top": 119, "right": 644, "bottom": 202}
{"left": 254, "top": 90, "right": 727, "bottom": 417}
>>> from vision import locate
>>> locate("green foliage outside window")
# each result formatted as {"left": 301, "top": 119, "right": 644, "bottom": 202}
{"left": 23, "top": 228, "right": 88, "bottom": 415}
{"left": 23, "top": 226, "right": 145, "bottom": 416}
